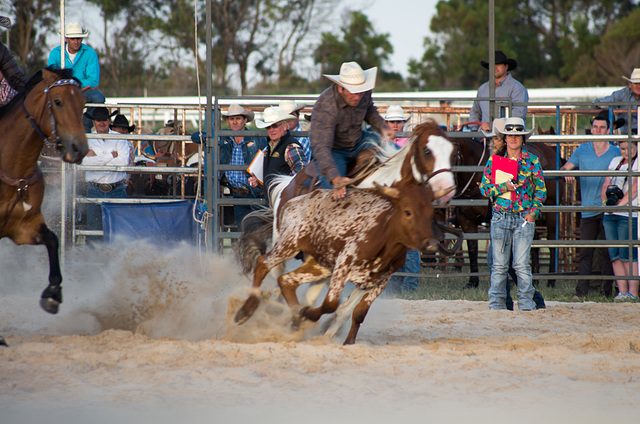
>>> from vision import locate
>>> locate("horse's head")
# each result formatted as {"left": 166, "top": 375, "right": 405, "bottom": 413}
{"left": 25, "top": 67, "right": 88, "bottom": 163}
{"left": 410, "top": 120, "right": 456, "bottom": 205}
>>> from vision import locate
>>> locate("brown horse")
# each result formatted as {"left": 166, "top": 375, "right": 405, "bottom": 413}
{"left": 0, "top": 67, "right": 88, "bottom": 318}
{"left": 447, "top": 132, "right": 564, "bottom": 289}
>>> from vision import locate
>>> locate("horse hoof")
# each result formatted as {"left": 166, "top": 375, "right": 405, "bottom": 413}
{"left": 0, "top": 336, "right": 8, "bottom": 347}
{"left": 40, "top": 297, "right": 60, "bottom": 314}
{"left": 234, "top": 294, "right": 260, "bottom": 325}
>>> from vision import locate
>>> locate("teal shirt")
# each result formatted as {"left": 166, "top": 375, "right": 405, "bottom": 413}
{"left": 48, "top": 43, "right": 100, "bottom": 89}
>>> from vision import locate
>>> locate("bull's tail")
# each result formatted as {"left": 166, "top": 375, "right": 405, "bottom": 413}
{"left": 236, "top": 207, "right": 275, "bottom": 275}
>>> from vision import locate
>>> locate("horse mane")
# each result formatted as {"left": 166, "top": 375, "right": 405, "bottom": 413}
{"left": 367, "top": 119, "right": 445, "bottom": 183}
{"left": 0, "top": 66, "right": 77, "bottom": 120}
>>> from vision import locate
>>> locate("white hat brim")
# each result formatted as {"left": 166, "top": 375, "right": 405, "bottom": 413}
{"left": 255, "top": 115, "right": 295, "bottom": 129}
{"left": 323, "top": 67, "right": 378, "bottom": 93}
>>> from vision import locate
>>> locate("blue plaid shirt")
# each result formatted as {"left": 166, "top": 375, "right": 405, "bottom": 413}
{"left": 226, "top": 141, "right": 249, "bottom": 188}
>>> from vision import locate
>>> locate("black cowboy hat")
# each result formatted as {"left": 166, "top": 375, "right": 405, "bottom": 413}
{"left": 481, "top": 50, "right": 517, "bottom": 71}
{"left": 83, "top": 107, "right": 117, "bottom": 121}
{"left": 110, "top": 114, "right": 136, "bottom": 132}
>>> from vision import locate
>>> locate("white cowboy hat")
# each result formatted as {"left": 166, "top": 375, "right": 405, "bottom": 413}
{"left": 481, "top": 117, "right": 507, "bottom": 138}
{"left": 496, "top": 117, "right": 532, "bottom": 140}
{"left": 221, "top": 104, "right": 254, "bottom": 122}
{"left": 279, "top": 100, "right": 306, "bottom": 115}
{"left": 255, "top": 107, "right": 296, "bottom": 129}
{"left": 63, "top": 22, "right": 89, "bottom": 38}
{"left": 384, "top": 105, "right": 409, "bottom": 121}
{"left": 323, "top": 61, "right": 377, "bottom": 94}
{"left": 622, "top": 68, "right": 640, "bottom": 84}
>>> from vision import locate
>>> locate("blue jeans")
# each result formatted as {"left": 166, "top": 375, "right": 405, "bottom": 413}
{"left": 317, "top": 131, "right": 381, "bottom": 189}
{"left": 86, "top": 182, "right": 127, "bottom": 233}
{"left": 603, "top": 214, "right": 638, "bottom": 262}
{"left": 82, "top": 89, "right": 106, "bottom": 133}
{"left": 489, "top": 211, "right": 536, "bottom": 310}
{"left": 388, "top": 249, "right": 420, "bottom": 293}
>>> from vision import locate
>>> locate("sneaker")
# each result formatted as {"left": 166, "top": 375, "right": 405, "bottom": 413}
{"left": 626, "top": 293, "right": 639, "bottom": 301}
{"left": 614, "top": 292, "right": 628, "bottom": 301}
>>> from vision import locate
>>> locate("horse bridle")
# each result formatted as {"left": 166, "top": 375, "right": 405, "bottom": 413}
{"left": 21, "top": 78, "right": 81, "bottom": 150}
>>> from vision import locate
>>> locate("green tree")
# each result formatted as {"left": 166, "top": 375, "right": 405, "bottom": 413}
{"left": 312, "top": 10, "right": 400, "bottom": 91}
{"left": 407, "top": 0, "right": 636, "bottom": 90}
{"left": 1, "top": 0, "right": 60, "bottom": 75}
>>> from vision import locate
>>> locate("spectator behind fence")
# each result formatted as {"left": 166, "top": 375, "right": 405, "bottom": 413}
{"left": 560, "top": 112, "right": 620, "bottom": 299}
{"left": 594, "top": 68, "right": 640, "bottom": 135}
{"left": 249, "top": 107, "right": 307, "bottom": 203}
{"left": 220, "top": 104, "right": 267, "bottom": 226}
{"left": 81, "top": 107, "right": 130, "bottom": 241}
{"left": 601, "top": 140, "right": 639, "bottom": 301}
{"left": 384, "top": 105, "right": 411, "bottom": 148}
{"left": 479, "top": 117, "right": 546, "bottom": 311}
{"left": 310, "top": 61, "right": 394, "bottom": 200}
{"left": 279, "top": 100, "right": 312, "bottom": 161}
{"left": 469, "top": 50, "right": 528, "bottom": 132}
{"left": 48, "top": 22, "right": 105, "bottom": 133}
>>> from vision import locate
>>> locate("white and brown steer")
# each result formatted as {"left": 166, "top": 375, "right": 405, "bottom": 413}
{"left": 235, "top": 183, "right": 446, "bottom": 345}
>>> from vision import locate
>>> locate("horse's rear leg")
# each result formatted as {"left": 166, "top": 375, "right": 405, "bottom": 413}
{"left": 39, "top": 225, "right": 63, "bottom": 314}
{"left": 463, "top": 239, "right": 480, "bottom": 289}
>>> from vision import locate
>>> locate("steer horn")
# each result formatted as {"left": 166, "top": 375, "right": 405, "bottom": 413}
{"left": 432, "top": 185, "right": 456, "bottom": 200}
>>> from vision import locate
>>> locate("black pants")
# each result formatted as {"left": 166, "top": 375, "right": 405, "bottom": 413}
{"left": 575, "top": 214, "right": 614, "bottom": 297}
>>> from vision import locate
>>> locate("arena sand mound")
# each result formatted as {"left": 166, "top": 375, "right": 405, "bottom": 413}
{"left": 1, "top": 239, "right": 639, "bottom": 424}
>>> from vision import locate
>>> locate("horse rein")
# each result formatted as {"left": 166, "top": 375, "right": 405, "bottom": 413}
{"left": 453, "top": 127, "right": 488, "bottom": 198}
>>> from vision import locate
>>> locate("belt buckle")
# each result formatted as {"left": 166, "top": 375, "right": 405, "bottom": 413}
{"left": 98, "top": 183, "right": 113, "bottom": 193}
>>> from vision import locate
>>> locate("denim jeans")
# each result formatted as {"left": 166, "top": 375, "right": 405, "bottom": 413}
{"left": 82, "top": 88, "right": 106, "bottom": 133}
{"left": 603, "top": 214, "right": 638, "bottom": 262}
{"left": 317, "top": 130, "right": 381, "bottom": 189}
{"left": 489, "top": 210, "right": 536, "bottom": 310}
{"left": 86, "top": 182, "right": 127, "bottom": 233}
{"left": 388, "top": 249, "right": 420, "bottom": 293}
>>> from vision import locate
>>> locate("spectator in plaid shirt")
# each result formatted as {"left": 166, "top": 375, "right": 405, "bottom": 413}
{"left": 219, "top": 104, "right": 267, "bottom": 226}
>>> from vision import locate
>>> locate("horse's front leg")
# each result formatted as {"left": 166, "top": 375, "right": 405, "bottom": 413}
{"left": 39, "top": 225, "right": 63, "bottom": 314}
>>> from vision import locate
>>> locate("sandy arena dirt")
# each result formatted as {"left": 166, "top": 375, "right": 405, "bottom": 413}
{"left": 1, "top": 239, "right": 639, "bottom": 424}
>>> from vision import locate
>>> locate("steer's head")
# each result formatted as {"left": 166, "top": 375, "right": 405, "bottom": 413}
{"left": 374, "top": 183, "right": 439, "bottom": 252}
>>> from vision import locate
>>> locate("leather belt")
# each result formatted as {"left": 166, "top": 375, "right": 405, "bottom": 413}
{"left": 89, "top": 181, "right": 125, "bottom": 193}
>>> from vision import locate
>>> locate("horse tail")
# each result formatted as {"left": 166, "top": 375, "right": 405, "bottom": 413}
{"left": 236, "top": 207, "right": 275, "bottom": 275}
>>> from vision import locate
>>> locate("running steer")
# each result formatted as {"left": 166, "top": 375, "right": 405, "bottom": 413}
{"left": 235, "top": 183, "right": 449, "bottom": 344}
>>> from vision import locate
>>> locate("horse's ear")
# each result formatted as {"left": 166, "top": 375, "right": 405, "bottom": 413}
{"left": 550, "top": 126, "right": 556, "bottom": 135}
{"left": 42, "top": 68, "right": 58, "bottom": 86}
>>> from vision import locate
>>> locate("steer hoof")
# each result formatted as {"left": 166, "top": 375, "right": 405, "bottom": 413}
{"left": 40, "top": 297, "right": 60, "bottom": 314}
{"left": 0, "top": 336, "right": 8, "bottom": 347}
{"left": 234, "top": 294, "right": 260, "bottom": 325}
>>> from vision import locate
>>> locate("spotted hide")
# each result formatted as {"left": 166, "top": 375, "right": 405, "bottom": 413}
{"left": 234, "top": 183, "right": 438, "bottom": 345}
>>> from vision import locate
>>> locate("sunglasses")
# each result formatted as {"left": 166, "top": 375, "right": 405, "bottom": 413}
{"left": 504, "top": 124, "right": 525, "bottom": 132}
{"left": 266, "top": 122, "right": 282, "bottom": 130}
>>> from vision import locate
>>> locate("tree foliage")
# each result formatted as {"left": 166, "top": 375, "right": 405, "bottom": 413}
{"left": 408, "top": 0, "right": 637, "bottom": 90}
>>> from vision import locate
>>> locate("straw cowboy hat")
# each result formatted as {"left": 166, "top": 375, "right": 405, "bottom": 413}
{"left": 254, "top": 107, "right": 296, "bottom": 129}
{"left": 323, "top": 61, "right": 378, "bottom": 94}
{"left": 496, "top": 117, "right": 532, "bottom": 140}
{"left": 279, "top": 100, "right": 306, "bottom": 115}
{"left": 384, "top": 105, "right": 409, "bottom": 121}
{"left": 83, "top": 107, "right": 117, "bottom": 121}
{"left": 221, "top": 104, "right": 254, "bottom": 122}
{"left": 481, "top": 117, "right": 507, "bottom": 139}
{"left": 622, "top": 68, "right": 640, "bottom": 84}
{"left": 481, "top": 50, "right": 517, "bottom": 71}
{"left": 110, "top": 114, "right": 136, "bottom": 133}
{"left": 63, "top": 22, "right": 89, "bottom": 38}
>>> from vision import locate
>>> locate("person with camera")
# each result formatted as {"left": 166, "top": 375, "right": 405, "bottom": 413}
{"left": 561, "top": 112, "right": 620, "bottom": 299}
{"left": 601, "top": 140, "right": 639, "bottom": 301}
